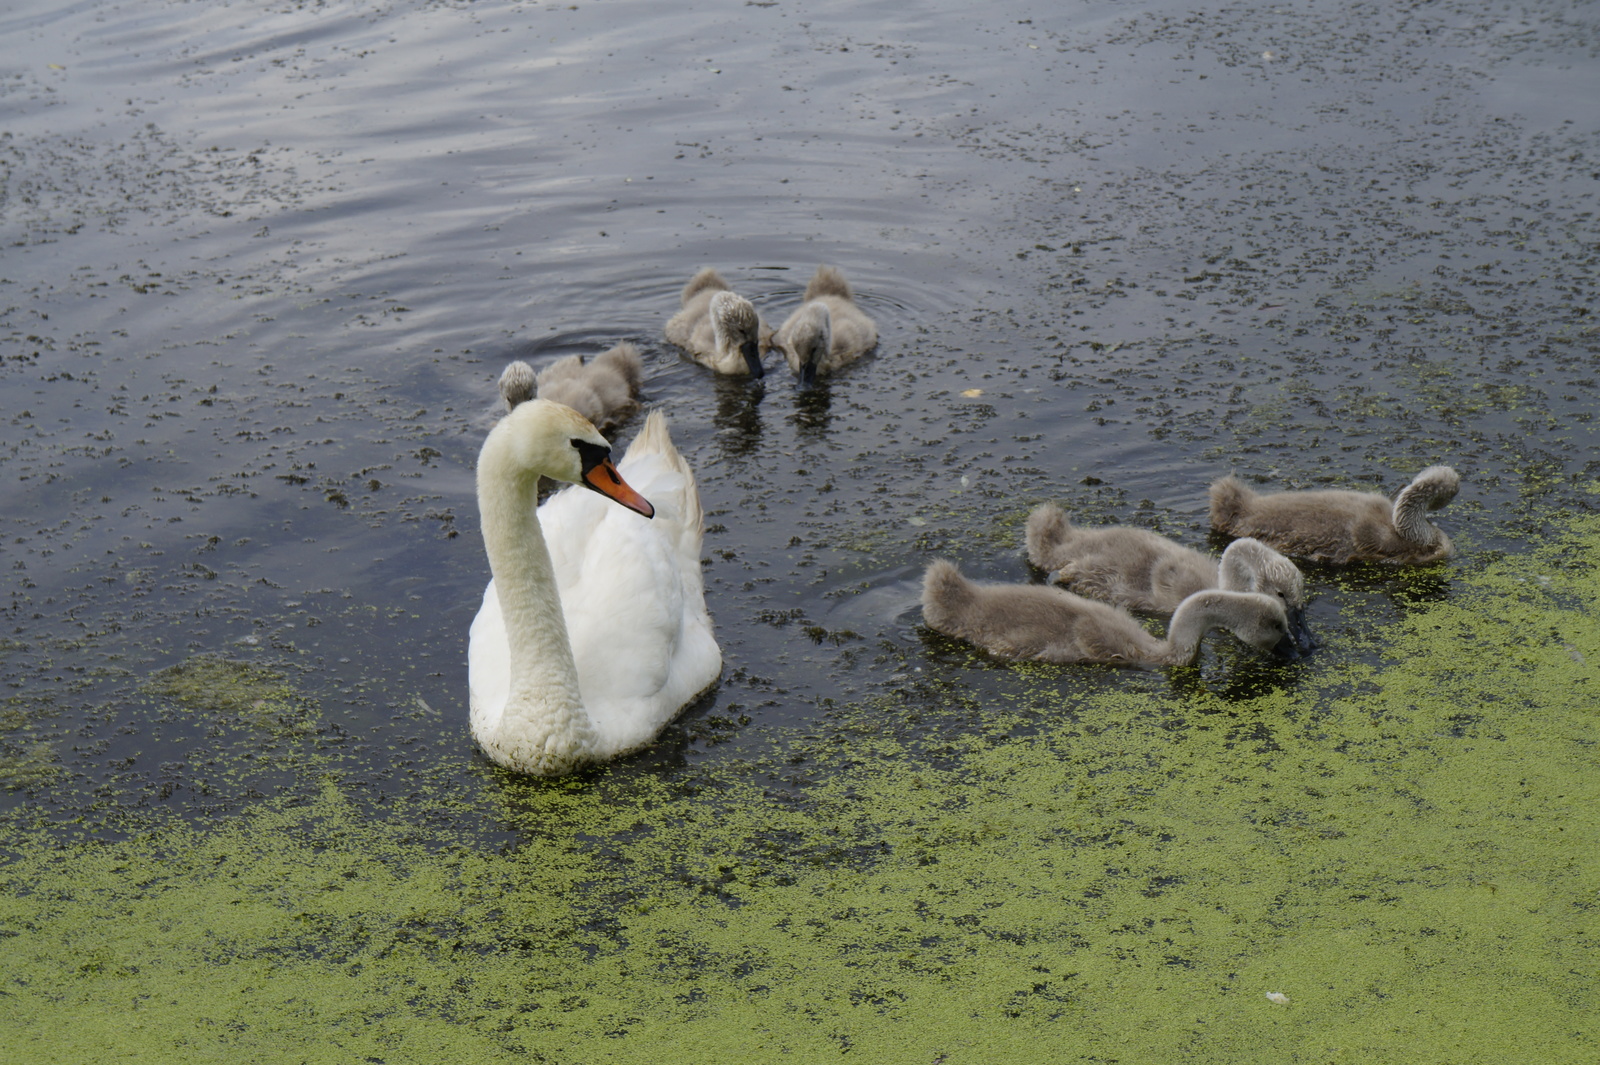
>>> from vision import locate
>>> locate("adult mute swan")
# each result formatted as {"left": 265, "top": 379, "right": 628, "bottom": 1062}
{"left": 921, "top": 560, "right": 1299, "bottom": 667}
{"left": 1025, "top": 503, "right": 1315, "bottom": 651}
{"left": 1209, "top": 465, "right": 1460, "bottom": 564}
{"left": 468, "top": 399, "right": 720, "bottom": 775}
{"left": 772, "top": 265, "right": 878, "bottom": 384}
{"left": 665, "top": 267, "right": 771, "bottom": 376}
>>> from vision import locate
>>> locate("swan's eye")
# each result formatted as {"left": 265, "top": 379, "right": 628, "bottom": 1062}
{"left": 571, "top": 438, "right": 612, "bottom": 474}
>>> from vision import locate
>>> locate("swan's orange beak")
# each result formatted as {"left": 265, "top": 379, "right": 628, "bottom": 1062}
{"left": 582, "top": 457, "right": 654, "bottom": 519}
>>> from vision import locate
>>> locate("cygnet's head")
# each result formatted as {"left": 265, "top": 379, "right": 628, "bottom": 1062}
{"left": 499, "top": 360, "right": 537, "bottom": 411}
{"left": 787, "top": 302, "right": 832, "bottom": 386}
{"left": 709, "top": 290, "right": 764, "bottom": 377}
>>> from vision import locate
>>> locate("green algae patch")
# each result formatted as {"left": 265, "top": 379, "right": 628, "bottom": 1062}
{"left": 4, "top": 526, "right": 1600, "bottom": 1063}
{"left": 146, "top": 655, "right": 318, "bottom": 735}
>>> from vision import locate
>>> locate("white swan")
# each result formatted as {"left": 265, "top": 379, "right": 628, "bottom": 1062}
{"left": 468, "top": 398, "right": 721, "bottom": 775}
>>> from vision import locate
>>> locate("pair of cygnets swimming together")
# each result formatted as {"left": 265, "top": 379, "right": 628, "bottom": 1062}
{"left": 666, "top": 265, "right": 878, "bottom": 383}
{"left": 492, "top": 264, "right": 877, "bottom": 434}
{"left": 922, "top": 465, "right": 1460, "bottom": 668}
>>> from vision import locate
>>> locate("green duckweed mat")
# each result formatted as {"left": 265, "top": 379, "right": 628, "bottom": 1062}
{"left": 3, "top": 515, "right": 1597, "bottom": 1064}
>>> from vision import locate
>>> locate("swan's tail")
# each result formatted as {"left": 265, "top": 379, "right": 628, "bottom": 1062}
{"left": 1208, "top": 476, "right": 1255, "bottom": 534}
{"left": 681, "top": 267, "right": 730, "bottom": 305}
{"left": 1024, "top": 503, "right": 1074, "bottom": 571}
{"left": 594, "top": 341, "right": 644, "bottom": 395}
{"left": 623, "top": 409, "right": 703, "bottom": 534}
{"left": 499, "top": 360, "right": 536, "bottom": 411}
{"left": 921, "top": 559, "right": 974, "bottom": 630}
{"left": 803, "top": 264, "right": 854, "bottom": 303}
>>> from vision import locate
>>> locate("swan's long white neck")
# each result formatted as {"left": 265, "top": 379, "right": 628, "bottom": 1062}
{"left": 1161, "top": 592, "right": 1265, "bottom": 666}
{"left": 1160, "top": 595, "right": 1215, "bottom": 666}
{"left": 475, "top": 433, "right": 597, "bottom": 773}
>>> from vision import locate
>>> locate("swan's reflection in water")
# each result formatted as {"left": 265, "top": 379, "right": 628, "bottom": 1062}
{"left": 711, "top": 374, "right": 765, "bottom": 460}
{"left": 789, "top": 379, "right": 833, "bottom": 441}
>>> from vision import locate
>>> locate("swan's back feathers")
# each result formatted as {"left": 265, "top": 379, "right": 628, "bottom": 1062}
{"left": 1208, "top": 476, "right": 1256, "bottom": 534}
{"left": 1210, "top": 468, "right": 1458, "bottom": 564}
{"left": 535, "top": 409, "right": 717, "bottom": 755}
{"left": 803, "top": 264, "right": 855, "bottom": 303}
{"left": 593, "top": 340, "right": 644, "bottom": 394}
{"left": 534, "top": 343, "right": 643, "bottom": 432}
{"left": 922, "top": 559, "right": 1163, "bottom": 665}
{"left": 1025, "top": 502, "right": 1217, "bottom": 614}
{"left": 680, "top": 266, "right": 731, "bottom": 305}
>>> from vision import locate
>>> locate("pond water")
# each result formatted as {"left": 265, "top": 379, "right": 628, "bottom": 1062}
{"left": 2, "top": 0, "right": 1597, "bottom": 1060}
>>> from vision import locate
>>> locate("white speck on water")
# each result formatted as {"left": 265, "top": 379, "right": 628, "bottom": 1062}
{"left": 1265, "top": 991, "right": 1290, "bottom": 1005}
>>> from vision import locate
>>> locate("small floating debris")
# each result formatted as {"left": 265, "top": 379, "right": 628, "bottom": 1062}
{"left": 1265, "top": 991, "right": 1291, "bottom": 1005}
{"left": 961, "top": 388, "right": 983, "bottom": 397}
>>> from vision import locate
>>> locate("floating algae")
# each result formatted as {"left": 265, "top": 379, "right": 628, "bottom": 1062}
{"left": 145, "top": 656, "right": 318, "bottom": 736}
{"left": 2, "top": 511, "right": 1598, "bottom": 1062}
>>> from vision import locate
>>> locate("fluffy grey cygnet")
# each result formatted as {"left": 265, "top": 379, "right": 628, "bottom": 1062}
{"left": 1209, "top": 466, "right": 1460, "bottom": 564}
{"left": 1025, "top": 503, "right": 1314, "bottom": 651}
{"left": 664, "top": 268, "right": 771, "bottom": 376}
{"left": 771, "top": 265, "right": 878, "bottom": 384}
{"left": 498, "top": 343, "right": 644, "bottom": 434}
{"left": 920, "top": 559, "right": 1299, "bottom": 668}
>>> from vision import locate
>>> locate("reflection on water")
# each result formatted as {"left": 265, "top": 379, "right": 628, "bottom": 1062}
{"left": 788, "top": 378, "right": 834, "bottom": 440}
{"left": 709, "top": 372, "right": 767, "bottom": 460}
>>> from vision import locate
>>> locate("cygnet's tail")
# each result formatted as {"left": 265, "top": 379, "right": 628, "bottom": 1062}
{"left": 623, "top": 409, "right": 703, "bottom": 535}
{"left": 1024, "top": 503, "right": 1075, "bottom": 571}
{"left": 1208, "top": 476, "right": 1256, "bottom": 533}
{"left": 803, "top": 264, "right": 854, "bottom": 303}
{"left": 921, "top": 559, "right": 974, "bottom": 630}
{"left": 594, "top": 341, "right": 644, "bottom": 395}
{"left": 681, "top": 267, "right": 730, "bottom": 305}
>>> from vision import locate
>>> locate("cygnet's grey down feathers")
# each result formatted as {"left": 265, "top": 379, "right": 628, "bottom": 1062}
{"left": 1209, "top": 465, "right": 1460, "bottom": 564}
{"left": 498, "top": 343, "right": 644, "bottom": 434}
{"left": 664, "top": 268, "right": 772, "bottom": 376}
{"left": 772, "top": 265, "right": 878, "bottom": 383}
{"left": 920, "top": 559, "right": 1298, "bottom": 668}
{"left": 1025, "top": 503, "right": 1314, "bottom": 651}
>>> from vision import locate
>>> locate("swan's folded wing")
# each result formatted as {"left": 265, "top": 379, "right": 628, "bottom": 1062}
{"left": 539, "top": 457, "right": 719, "bottom": 757}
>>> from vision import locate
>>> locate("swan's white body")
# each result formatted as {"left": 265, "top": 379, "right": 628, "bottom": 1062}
{"left": 468, "top": 400, "right": 720, "bottom": 775}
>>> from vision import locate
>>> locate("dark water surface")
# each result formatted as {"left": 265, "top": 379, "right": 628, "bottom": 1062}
{"left": 3, "top": 0, "right": 1598, "bottom": 1058}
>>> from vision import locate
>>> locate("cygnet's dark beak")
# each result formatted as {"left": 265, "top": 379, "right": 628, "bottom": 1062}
{"left": 1287, "top": 606, "right": 1317, "bottom": 653}
{"left": 741, "top": 338, "right": 764, "bottom": 378}
{"left": 1271, "top": 631, "right": 1303, "bottom": 662}
{"left": 798, "top": 359, "right": 817, "bottom": 386}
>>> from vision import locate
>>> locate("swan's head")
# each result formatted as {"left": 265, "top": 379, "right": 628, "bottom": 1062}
{"left": 786, "top": 301, "right": 832, "bottom": 386}
{"left": 709, "top": 290, "right": 764, "bottom": 377}
{"left": 1199, "top": 590, "right": 1300, "bottom": 661}
{"left": 487, "top": 399, "right": 654, "bottom": 518}
{"left": 498, "top": 360, "right": 537, "bottom": 411}
{"left": 1222, "top": 538, "right": 1315, "bottom": 652}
